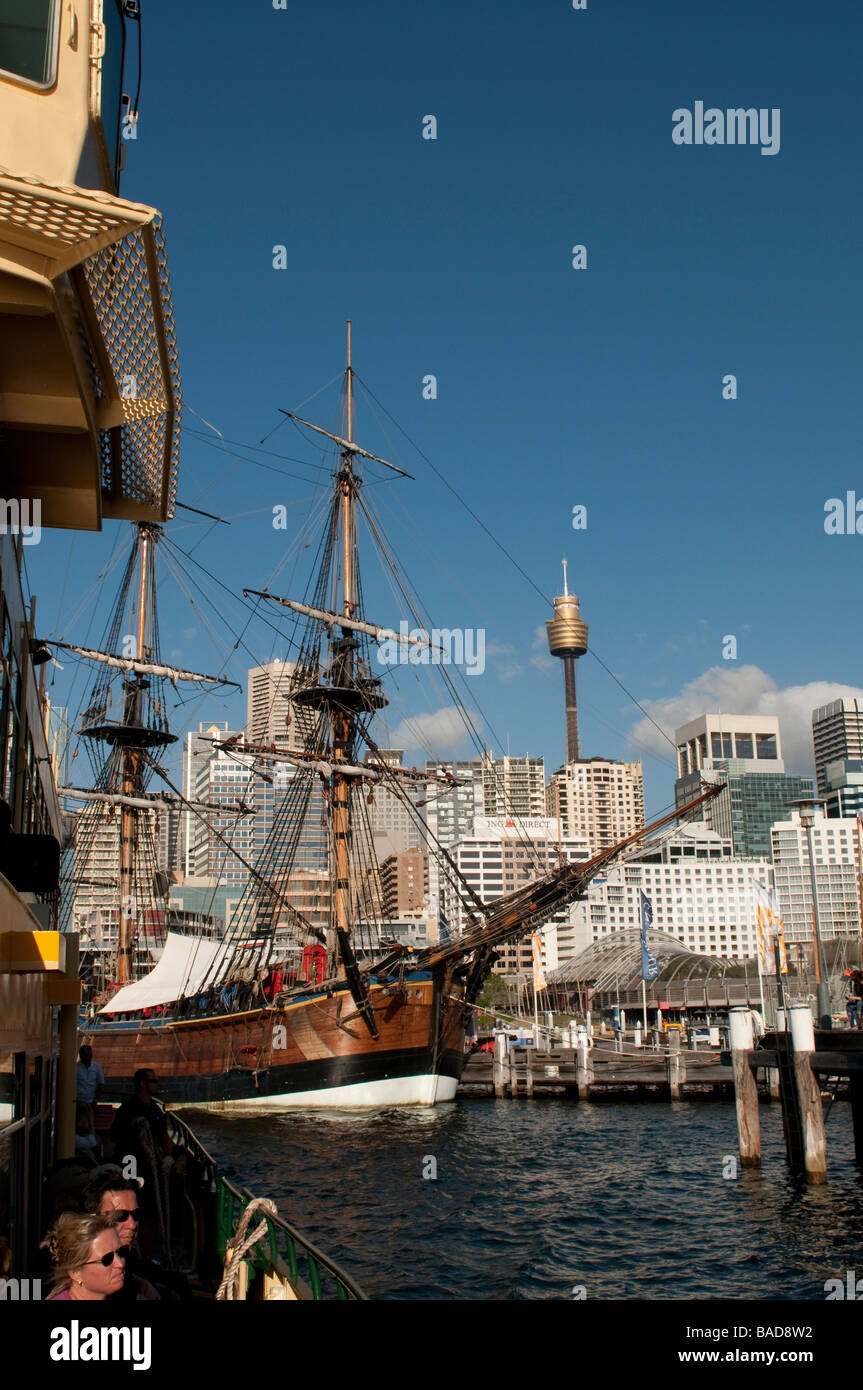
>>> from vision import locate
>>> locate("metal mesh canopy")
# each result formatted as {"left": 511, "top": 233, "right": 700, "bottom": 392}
{"left": 0, "top": 167, "right": 181, "bottom": 525}
{"left": 549, "top": 929, "right": 735, "bottom": 994}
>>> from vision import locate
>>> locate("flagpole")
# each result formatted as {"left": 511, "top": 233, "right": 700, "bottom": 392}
{"left": 642, "top": 978, "right": 648, "bottom": 1035}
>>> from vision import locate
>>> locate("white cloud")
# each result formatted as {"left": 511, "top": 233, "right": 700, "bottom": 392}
{"left": 627, "top": 665, "right": 863, "bottom": 774}
{"left": 389, "top": 706, "right": 482, "bottom": 757}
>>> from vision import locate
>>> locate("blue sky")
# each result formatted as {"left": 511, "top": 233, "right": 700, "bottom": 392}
{"left": 26, "top": 0, "right": 863, "bottom": 818}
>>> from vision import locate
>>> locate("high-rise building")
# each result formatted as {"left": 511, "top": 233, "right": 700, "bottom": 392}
{"left": 446, "top": 815, "right": 590, "bottom": 975}
{"left": 822, "top": 760, "right": 863, "bottom": 820}
{"left": 246, "top": 659, "right": 315, "bottom": 751}
{"left": 380, "top": 849, "right": 428, "bottom": 917}
{"left": 188, "top": 739, "right": 256, "bottom": 886}
{"left": 156, "top": 804, "right": 182, "bottom": 878}
{"left": 570, "top": 825, "right": 768, "bottom": 961}
{"left": 771, "top": 806, "right": 861, "bottom": 944}
{"left": 481, "top": 752, "right": 546, "bottom": 818}
{"left": 363, "top": 749, "right": 423, "bottom": 862}
{"left": 812, "top": 698, "right": 863, "bottom": 795}
{"left": 546, "top": 757, "right": 644, "bottom": 854}
{"left": 422, "top": 757, "right": 483, "bottom": 850}
{"left": 183, "top": 722, "right": 240, "bottom": 877}
{"left": 674, "top": 713, "right": 813, "bottom": 859}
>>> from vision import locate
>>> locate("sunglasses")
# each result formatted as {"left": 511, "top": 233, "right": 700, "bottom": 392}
{"left": 108, "top": 1209, "right": 141, "bottom": 1222}
{"left": 84, "top": 1245, "right": 130, "bottom": 1268}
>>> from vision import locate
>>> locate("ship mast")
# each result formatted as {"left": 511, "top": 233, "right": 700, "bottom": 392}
{"left": 332, "top": 322, "right": 356, "bottom": 966}
{"left": 117, "top": 525, "right": 151, "bottom": 983}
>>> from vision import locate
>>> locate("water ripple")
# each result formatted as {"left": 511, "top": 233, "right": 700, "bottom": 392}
{"left": 183, "top": 1098, "right": 863, "bottom": 1300}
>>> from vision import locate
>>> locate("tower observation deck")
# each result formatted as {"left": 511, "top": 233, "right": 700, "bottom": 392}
{"left": 545, "top": 561, "right": 588, "bottom": 762}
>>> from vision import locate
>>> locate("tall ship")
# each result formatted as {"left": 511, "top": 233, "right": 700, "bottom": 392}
{"left": 59, "top": 331, "right": 723, "bottom": 1108}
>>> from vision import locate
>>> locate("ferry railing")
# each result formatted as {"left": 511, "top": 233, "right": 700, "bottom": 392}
{"left": 166, "top": 1111, "right": 367, "bottom": 1301}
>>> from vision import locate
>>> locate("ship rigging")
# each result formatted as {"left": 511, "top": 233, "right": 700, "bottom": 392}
{"left": 55, "top": 326, "right": 722, "bottom": 1107}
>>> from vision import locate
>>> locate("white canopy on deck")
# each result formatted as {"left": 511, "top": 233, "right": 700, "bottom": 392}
{"left": 99, "top": 932, "right": 229, "bottom": 1013}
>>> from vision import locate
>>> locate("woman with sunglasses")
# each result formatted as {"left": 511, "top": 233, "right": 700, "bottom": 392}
{"left": 44, "top": 1212, "right": 127, "bottom": 1300}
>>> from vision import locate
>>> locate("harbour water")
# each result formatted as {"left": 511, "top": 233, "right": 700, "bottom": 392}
{"left": 184, "top": 1098, "right": 862, "bottom": 1301}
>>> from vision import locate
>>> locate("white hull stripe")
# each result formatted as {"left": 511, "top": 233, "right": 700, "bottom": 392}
{"left": 174, "top": 1072, "right": 459, "bottom": 1111}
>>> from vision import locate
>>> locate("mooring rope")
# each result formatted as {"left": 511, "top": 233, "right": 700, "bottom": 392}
{"left": 215, "top": 1197, "right": 280, "bottom": 1301}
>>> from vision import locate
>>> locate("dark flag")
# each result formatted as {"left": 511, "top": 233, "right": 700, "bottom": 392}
{"left": 640, "top": 890, "right": 660, "bottom": 981}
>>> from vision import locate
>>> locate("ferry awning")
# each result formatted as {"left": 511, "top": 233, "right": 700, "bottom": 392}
{"left": 99, "top": 932, "right": 229, "bottom": 1014}
{"left": 0, "top": 168, "right": 181, "bottom": 531}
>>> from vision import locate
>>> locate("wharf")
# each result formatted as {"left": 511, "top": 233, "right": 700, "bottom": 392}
{"left": 458, "top": 1040, "right": 733, "bottom": 1099}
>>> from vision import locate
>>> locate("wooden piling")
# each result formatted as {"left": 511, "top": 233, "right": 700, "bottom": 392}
{"left": 576, "top": 1034, "right": 593, "bottom": 1099}
{"left": 493, "top": 1032, "right": 508, "bottom": 1098}
{"left": 789, "top": 1004, "right": 827, "bottom": 1184}
{"left": 524, "top": 1050, "right": 534, "bottom": 1097}
{"left": 729, "top": 1007, "right": 761, "bottom": 1167}
{"left": 666, "top": 1028, "right": 683, "bottom": 1100}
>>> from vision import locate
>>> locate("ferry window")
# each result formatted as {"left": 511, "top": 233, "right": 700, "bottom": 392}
{"left": 0, "top": 0, "right": 59, "bottom": 86}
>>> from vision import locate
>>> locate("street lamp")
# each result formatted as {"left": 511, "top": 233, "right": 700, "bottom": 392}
{"left": 787, "top": 798, "right": 832, "bottom": 1029}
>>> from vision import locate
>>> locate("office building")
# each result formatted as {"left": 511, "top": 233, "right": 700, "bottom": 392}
{"left": 771, "top": 806, "right": 861, "bottom": 944}
{"left": 675, "top": 713, "right": 813, "bottom": 859}
{"left": 812, "top": 698, "right": 863, "bottom": 796}
{"left": 822, "top": 760, "right": 863, "bottom": 821}
{"left": 246, "top": 658, "right": 316, "bottom": 751}
{"left": 447, "top": 815, "right": 590, "bottom": 976}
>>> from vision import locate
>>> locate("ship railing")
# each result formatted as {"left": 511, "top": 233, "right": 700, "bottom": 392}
{"left": 166, "top": 1111, "right": 367, "bottom": 1302}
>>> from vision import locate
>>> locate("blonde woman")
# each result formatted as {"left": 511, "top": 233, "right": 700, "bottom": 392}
{"left": 44, "top": 1211, "right": 128, "bottom": 1301}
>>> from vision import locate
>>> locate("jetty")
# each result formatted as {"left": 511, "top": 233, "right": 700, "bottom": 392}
{"left": 458, "top": 1032, "right": 732, "bottom": 1099}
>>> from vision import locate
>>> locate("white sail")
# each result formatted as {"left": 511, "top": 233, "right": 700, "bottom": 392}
{"left": 99, "top": 932, "right": 231, "bottom": 1013}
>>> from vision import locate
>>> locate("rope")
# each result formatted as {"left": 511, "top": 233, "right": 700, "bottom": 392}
{"left": 215, "top": 1197, "right": 279, "bottom": 1301}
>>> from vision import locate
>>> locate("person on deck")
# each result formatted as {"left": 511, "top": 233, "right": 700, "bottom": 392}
{"left": 43, "top": 1212, "right": 127, "bottom": 1301}
{"left": 75, "top": 1044, "right": 104, "bottom": 1149}
{"left": 846, "top": 971, "right": 863, "bottom": 1030}
{"left": 109, "top": 1070, "right": 173, "bottom": 1256}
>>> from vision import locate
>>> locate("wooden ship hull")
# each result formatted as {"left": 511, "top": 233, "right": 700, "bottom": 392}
{"left": 86, "top": 968, "right": 468, "bottom": 1109}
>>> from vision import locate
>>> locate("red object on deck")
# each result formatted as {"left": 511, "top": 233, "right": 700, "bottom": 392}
{"left": 302, "top": 944, "right": 326, "bottom": 985}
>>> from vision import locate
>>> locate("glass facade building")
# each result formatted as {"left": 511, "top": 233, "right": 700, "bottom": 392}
{"left": 676, "top": 763, "right": 814, "bottom": 860}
